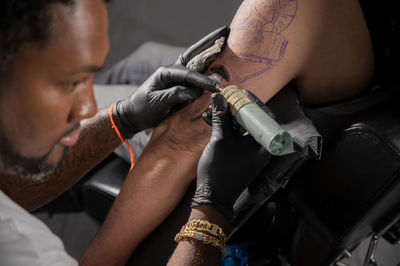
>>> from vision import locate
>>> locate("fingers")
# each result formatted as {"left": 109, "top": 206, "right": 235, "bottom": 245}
{"left": 184, "top": 69, "right": 218, "bottom": 92}
{"left": 150, "top": 85, "right": 203, "bottom": 108}
{"left": 178, "top": 26, "right": 230, "bottom": 66}
{"left": 210, "top": 93, "right": 232, "bottom": 139}
{"left": 201, "top": 105, "right": 213, "bottom": 126}
{"left": 154, "top": 66, "right": 217, "bottom": 92}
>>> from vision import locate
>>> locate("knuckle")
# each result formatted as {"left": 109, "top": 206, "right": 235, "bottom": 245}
{"left": 157, "top": 66, "right": 168, "bottom": 73}
{"left": 173, "top": 86, "right": 184, "bottom": 93}
{"left": 178, "top": 54, "right": 187, "bottom": 64}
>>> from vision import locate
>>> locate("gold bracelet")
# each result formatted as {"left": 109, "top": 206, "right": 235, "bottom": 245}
{"left": 182, "top": 219, "right": 227, "bottom": 242}
{"left": 174, "top": 229, "right": 227, "bottom": 257}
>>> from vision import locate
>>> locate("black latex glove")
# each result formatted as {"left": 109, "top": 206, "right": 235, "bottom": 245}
{"left": 112, "top": 66, "right": 216, "bottom": 138}
{"left": 201, "top": 89, "right": 275, "bottom": 127}
{"left": 192, "top": 93, "right": 271, "bottom": 219}
{"left": 176, "top": 26, "right": 230, "bottom": 67}
{"left": 112, "top": 26, "right": 230, "bottom": 139}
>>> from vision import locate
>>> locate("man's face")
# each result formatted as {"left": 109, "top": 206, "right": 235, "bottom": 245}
{"left": 0, "top": 0, "right": 109, "bottom": 179}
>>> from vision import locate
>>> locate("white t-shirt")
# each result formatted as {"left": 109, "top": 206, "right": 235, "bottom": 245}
{"left": 0, "top": 191, "right": 77, "bottom": 266}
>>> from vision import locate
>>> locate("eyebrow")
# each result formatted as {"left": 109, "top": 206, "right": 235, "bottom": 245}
{"left": 68, "top": 65, "right": 103, "bottom": 75}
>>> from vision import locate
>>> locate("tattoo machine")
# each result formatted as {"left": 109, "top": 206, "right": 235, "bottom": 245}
{"left": 216, "top": 84, "right": 294, "bottom": 156}
{"left": 186, "top": 37, "right": 294, "bottom": 156}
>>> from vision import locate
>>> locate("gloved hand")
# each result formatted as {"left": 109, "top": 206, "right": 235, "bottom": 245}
{"left": 192, "top": 93, "right": 271, "bottom": 219}
{"left": 176, "top": 26, "right": 230, "bottom": 67}
{"left": 201, "top": 89, "right": 275, "bottom": 127}
{"left": 112, "top": 26, "right": 230, "bottom": 139}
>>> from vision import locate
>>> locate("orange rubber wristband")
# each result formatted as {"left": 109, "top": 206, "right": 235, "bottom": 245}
{"left": 109, "top": 103, "right": 135, "bottom": 172}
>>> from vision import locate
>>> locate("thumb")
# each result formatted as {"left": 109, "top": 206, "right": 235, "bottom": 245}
{"left": 151, "top": 66, "right": 217, "bottom": 92}
{"left": 151, "top": 85, "right": 203, "bottom": 108}
{"left": 178, "top": 26, "right": 230, "bottom": 66}
{"left": 210, "top": 93, "right": 232, "bottom": 140}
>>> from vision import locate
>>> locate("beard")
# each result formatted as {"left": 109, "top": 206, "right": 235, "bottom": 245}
{"left": 0, "top": 130, "right": 69, "bottom": 181}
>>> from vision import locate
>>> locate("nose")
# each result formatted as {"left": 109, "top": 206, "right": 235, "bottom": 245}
{"left": 67, "top": 83, "right": 98, "bottom": 123}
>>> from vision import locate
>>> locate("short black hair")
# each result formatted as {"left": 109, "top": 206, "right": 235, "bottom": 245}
{"left": 0, "top": 0, "right": 77, "bottom": 71}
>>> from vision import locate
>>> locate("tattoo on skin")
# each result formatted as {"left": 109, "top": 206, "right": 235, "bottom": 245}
{"left": 210, "top": 0, "right": 297, "bottom": 83}
{"left": 0, "top": 109, "right": 121, "bottom": 211}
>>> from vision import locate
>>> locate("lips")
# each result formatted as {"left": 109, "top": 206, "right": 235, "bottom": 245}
{"left": 59, "top": 127, "right": 81, "bottom": 147}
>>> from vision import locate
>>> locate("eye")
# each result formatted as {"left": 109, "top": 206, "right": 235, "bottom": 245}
{"left": 72, "top": 80, "right": 82, "bottom": 87}
{"left": 71, "top": 77, "right": 89, "bottom": 88}
{"left": 60, "top": 77, "right": 89, "bottom": 92}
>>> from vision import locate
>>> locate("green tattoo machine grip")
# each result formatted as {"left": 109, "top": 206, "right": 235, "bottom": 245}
{"left": 218, "top": 85, "right": 294, "bottom": 156}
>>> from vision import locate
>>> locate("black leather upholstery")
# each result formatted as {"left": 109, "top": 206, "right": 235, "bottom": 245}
{"left": 82, "top": 154, "right": 129, "bottom": 223}
{"left": 288, "top": 91, "right": 400, "bottom": 265}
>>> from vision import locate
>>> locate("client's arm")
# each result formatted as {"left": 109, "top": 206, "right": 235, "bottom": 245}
{"left": 208, "top": 0, "right": 374, "bottom": 104}
{"left": 168, "top": 94, "right": 271, "bottom": 266}
{"left": 81, "top": 93, "right": 212, "bottom": 266}
{"left": 168, "top": 206, "right": 230, "bottom": 266}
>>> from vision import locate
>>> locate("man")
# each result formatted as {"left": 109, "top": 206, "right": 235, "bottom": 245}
{"left": 0, "top": 0, "right": 374, "bottom": 265}
{"left": 82, "top": 0, "right": 374, "bottom": 265}
{"left": 0, "top": 0, "right": 218, "bottom": 211}
{"left": 0, "top": 0, "right": 266, "bottom": 265}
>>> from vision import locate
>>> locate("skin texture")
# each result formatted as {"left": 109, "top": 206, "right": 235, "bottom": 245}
{"left": 208, "top": 0, "right": 374, "bottom": 104}
{"left": 167, "top": 206, "right": 230, "bottom": 266}
{"left": 0, "top": 1, "right": 221, "bottom": 265}
{"left": 0, "top": 0, "right": 112, "bottom": 210}
{"left": 86, "top": 1, "right": 375, "bottom": 264}
{"left": 81, "top": 93, "right": 212, "bottom": 266}
{"left": 0, "top": 0, "right": 375, "bottom": 265}
{"left": 169, "top": 0, "right": 374, "bottom": 264}
{"left": 0, "top": 1, "right": 220, "bottom": 265}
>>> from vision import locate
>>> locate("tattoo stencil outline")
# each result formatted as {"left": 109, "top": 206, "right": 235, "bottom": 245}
{"left": 225, "top": 0, "right": 297, "bottom": 83}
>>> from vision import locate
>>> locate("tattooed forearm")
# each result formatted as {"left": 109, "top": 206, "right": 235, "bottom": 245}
{"left": 209, "top": 0, "right": 297, "bottom": 83}
{"left": 1, "top": 109, "right": 121, "bottom": 211}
